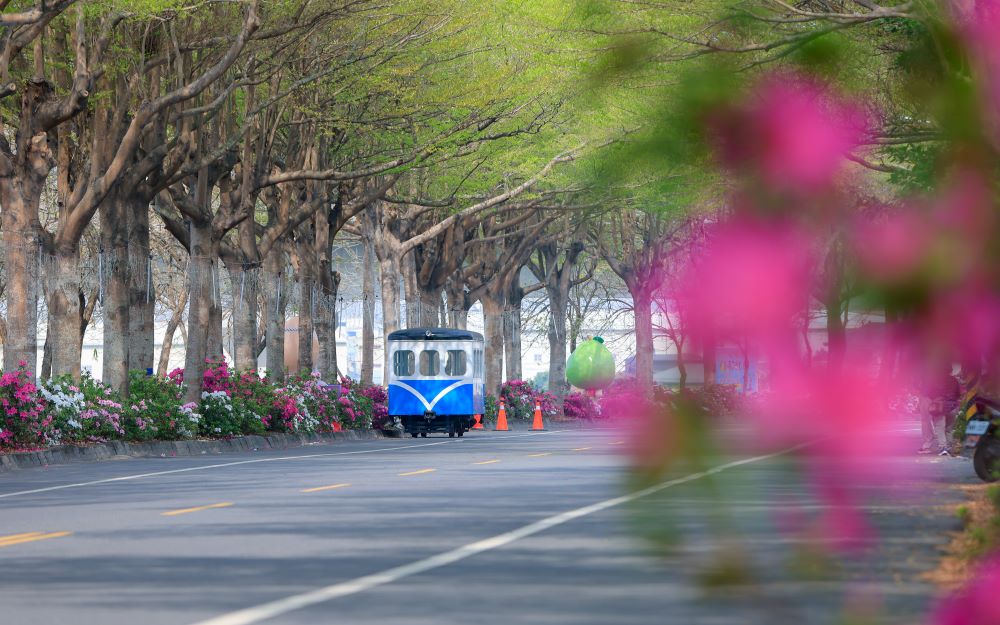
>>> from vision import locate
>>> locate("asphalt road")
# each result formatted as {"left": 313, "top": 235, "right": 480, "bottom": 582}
{"left": 0, "top": 422, "right": 968, "bottom": 625}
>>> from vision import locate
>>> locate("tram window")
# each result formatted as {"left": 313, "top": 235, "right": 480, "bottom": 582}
{"left": 473, "top": 349, "right": 483, "bottom": 377}
{"left": 393, "top": 350, "right": 415, "bottom": 377}
{"left": 419, "top": 350, "right": 440, "bottom": 376}
{"left": 445, "top": 350, "right": 467, "bottom": 376}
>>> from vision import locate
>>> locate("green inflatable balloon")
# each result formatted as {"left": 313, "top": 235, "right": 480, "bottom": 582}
{"left": 566, "top": 337, "right": 615, "bottom": 390}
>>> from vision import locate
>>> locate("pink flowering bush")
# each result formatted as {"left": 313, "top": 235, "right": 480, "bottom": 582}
{"left": 0, "top": 362, "right": 51, "bottom": 448}
{"left": 500, "top": 380, "right": 558, "bottom": 420}
{"left": 931, "top": 551, "right": 1000, "bottom": 625}
{"left": 563, "top": 392, "right": 600, "bottom": 420}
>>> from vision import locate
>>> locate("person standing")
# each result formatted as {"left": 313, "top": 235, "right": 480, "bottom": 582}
{"left": 919, "top": 364, "right": 960, "bottom": 456}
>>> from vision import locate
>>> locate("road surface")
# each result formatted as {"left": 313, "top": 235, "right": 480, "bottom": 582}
{"left": 0, "top": 423, "right": 966, "bottom": 624}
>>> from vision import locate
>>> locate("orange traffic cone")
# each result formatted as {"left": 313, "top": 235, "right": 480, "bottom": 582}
{"left": 531, "top": 400, "right": 546, "bottom": 431}
{"left": 472, "top": 414, "right": 484, "bottom": 430}
{"left": 495, "top": 401, "right": 509, "bottom": 431}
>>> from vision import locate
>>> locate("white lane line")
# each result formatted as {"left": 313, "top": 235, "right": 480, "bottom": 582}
{"left": 0, "top": 430, "right": 572, "bottom": 501}
{"left": 187, "top": 446, "right": 799, "bottom": 625}
{"left": 0, "top": 441, "right": 456, "bottom": 500}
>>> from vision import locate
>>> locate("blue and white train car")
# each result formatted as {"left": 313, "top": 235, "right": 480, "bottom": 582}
{"left": 387, "top": 328, "right": 485, "bottom": 437}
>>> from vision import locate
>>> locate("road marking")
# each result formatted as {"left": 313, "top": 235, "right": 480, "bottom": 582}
{"left": 572, "top": 447, "right": 592, "bottom": 452}
{"left": 608, "top": 441, "right": 624, "bottom": 446}
{"left": 162, "top": 502, "right": 233, "bottom": 517}
{"left": 0, "top": 440, "right": 461, "bottom": 501}
{"left": 527, "top": 452, "right": 552, "bottom": 457}
{"left": 0, "top": 531, "right": 71, "bottom": 549}
{"left": 186, "top": 446, "right": 801, "bottom": 625}
{"left": 301, "top": 483, "right": 351, "bottom": 493}
{"left": 398, "top": 469, "right": 436, "bottom": 477}
{"left": 472, "top": 460, "right": 499, "bottom": 465}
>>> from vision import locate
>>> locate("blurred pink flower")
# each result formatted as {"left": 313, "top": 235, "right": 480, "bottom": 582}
{"left": 931, "top": 551, "right": 1000, "bottom": 625}
{"left": 679, "top": 219, "right": 813, "bottom": 341}
{"left": 924, "top": 281, "right": 1000, "bottom": 366}
{"left": 853, "top": 209, "right": 932, "bottom": 282}
{"left": 956, "top": 0, "right": 1000, "bottom": 133}
{"left": 720, "top": 74, "right": 869, "bottom": 192}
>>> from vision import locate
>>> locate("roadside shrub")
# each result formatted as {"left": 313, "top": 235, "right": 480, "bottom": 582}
{"left": 359, "top": 383, "right": 390, "bottom": 429}
{"left": 563, "top": 392, "right": 600, "bottom": 420}
{"left": 124, "top": 371, "right": 191, "bottom": 440}
{"left": 678, "top": 384, "right": 743, "bottom": 417}
{"left": 500, "top": 380, "right": 536, "bottom": 419}
{"left": 1, "top": 362, "right": 52, "bottom": 447}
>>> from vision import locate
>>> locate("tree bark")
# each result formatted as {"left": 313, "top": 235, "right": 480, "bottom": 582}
{"left": 157, "top": 292, "right": 186, "bottom": 376}
{"left": 263, "top": 246, "right": 287, "bottom": 381}
{"left": 47, "top": 246, "right": 83, "bottom": 378}
{"left": 481, "top": 294, "right": 505, "bottom": 396}
{"left": 504, "top": 283, "right": 523, "bottom": 381}
{"left": 127, "top": 195, "right": 154, "bottom": 373}
{"left": 101, "top": 191, "right": 131, "bottom": 393}
{"left": 315, "top": 272, "right": 340, "bottom": 382}
{"left": 360, "top": 233, "right": 376, "bottom": 385}
{"left": 633, "top": 286, "right": 654, "bottom": 388}
{"left": 297, "top": 278, "right": 315, "bottom": 374}
{"left": 379, "top": 254, "right": 402, "bottom": 379}
{"left": 227, "top": 260, "right": 259, "bottom": 371}
{"left": 183, "top": 218, "right": 220, "bottom": 404}
{"left": 547, "top": 290, "right": 569, "bottom": 398}
{"left": 1, "top": 210, "right": 41, "bottom": 377}
{"left": 825, "top": 295, "right": 845, "bottom": 372}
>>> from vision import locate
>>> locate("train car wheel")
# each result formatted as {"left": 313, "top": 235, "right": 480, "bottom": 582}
{"left": 410, "top": 432, "right": 418, "bottom": 438}
{"left": 457, "top": 430, "right": 464, "bottom": 437}
{"left": 448, "top": 431, "right": 455, "bottom": 438}
{"left": 420, "top": 432, "right": 427, "bottom": 438}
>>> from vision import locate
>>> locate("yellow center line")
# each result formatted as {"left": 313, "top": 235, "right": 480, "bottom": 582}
{"left": 608, "top": 441, "right": 625, "bottom": 446}
{"left": 0, "top": 531, "right": 71, "bottom": 549}
{"left": 572, "top": 447, "right": 592, "bottom": 452}
{"left": 398, "top": 468, "right": 436, "bottom": 477}
{"left": 473, "top": 460, "right": 500, "bottom": 465}
{"left": 527, "top": 452, "right": 552, "bottom": 457}
{"left": 161, "top": 502, "right": 234, "bottom": 517}
{"left": 0, "top": 532, "right": 44, "bottom": 545}
{"left": 301, "top": 483, "right": 352, "bottom": 493}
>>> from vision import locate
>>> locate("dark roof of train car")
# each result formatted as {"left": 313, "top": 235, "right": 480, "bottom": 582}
{"left": 387, "top": 328, "right": 484, "bottom": 342}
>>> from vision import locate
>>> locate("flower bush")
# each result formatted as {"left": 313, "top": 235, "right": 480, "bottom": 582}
{"left": 1, "top": 362, "right": 51, "bottom": 448}
{"left": 0, "top": 366, "right": 391, "bottom": 452}
{"left": 563, "top": 392, "right": 600, "bottom": 420}
{"left": 500, "top": 380, "right": 559, "bottom": 420}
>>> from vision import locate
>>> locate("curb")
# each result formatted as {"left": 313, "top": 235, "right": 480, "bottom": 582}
{"left": 0, "top": 429, "right": 387, "bottom": 473}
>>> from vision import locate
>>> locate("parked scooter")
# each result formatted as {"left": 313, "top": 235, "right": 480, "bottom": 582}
{"left": 962, "top": 395, "right": 1000, "bottom": 482}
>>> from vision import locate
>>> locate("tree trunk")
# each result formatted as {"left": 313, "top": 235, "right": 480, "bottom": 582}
{"left": 157, "top": 293, "right": 186, "bottom": 376}
{"left": 101, "top": 192, "right": 131, "bottom": 394}
{"left": 547, "top": 291, "right": 569, "bottom": 398}
{"left": 1, "top": 208, "right": 41, "bottom": 377}
{"left": 47, "top": 247, "right": 83, "bottom": 378}
{"left": 183, "top": 219, "right": 220, "bottom": 404}
{"left": 360, "top": 234, "right": 376, "bottom": 386}
{"left": 702, "top": 324, "right": 717, "bottom": 386}
{"left": 379, "top": 254, "right": 402, "bottom": 379}
{"left": 677, "top": 340, "right": 687, "bottom": 390}
{"left": 825, "top": 294, "right": 845, "bottom": 372}
{"left": 504, "top": 284, "right": 523, "bottom": 381}
{"left": 127, "top": 195, "right": 154, "bottom": 374}
{"left": 315, "top": 272, "right": 340, "bottom": 382}
{"left": 297, "top": 278, "right": 315, "bottom": 374}
{"left": 228, "top": 262, "right": 259, "bottom": 371}
{"left": 264, "top": 247, "right": 287, "bottom": 381}
{"left": 417, "top": 288, "right": 441, "bottom": 328}
{"left": 633, "top": 287, "right": 654, "bottom": 388}
{"left": 481, "top": 294, "right": 504, "bottom": 396}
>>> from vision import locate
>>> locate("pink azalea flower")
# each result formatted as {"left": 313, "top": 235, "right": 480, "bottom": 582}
{"left": 931, "top": 551, "right": 1000, "bottom": 625}
{"left": 717, "top": 74, "right": 869, "bottom": 193}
